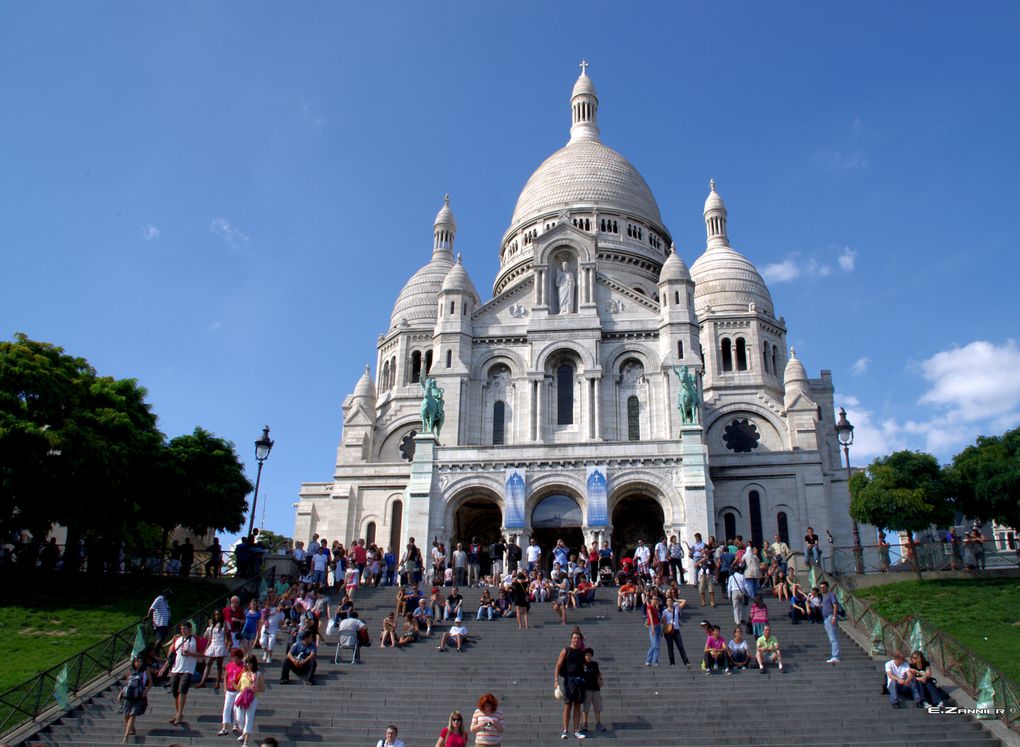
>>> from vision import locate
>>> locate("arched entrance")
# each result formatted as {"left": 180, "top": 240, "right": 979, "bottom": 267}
{"left": 530, "top": 494, "right": 584, "bottom": 572}
{"left": 612, "top": 494, "right": 665, "bottom": 561}
{"left": 453, "top": 497, "right": 503, "bottom": 575}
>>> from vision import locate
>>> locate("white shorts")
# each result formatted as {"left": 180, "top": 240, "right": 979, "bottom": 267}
{"left": 260, "top": 632, "right": 277, "bottom": 651}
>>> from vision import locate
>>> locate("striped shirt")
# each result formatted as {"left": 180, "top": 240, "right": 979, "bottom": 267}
{"left": 149, "top": 596, "right": 171, "bottom": 627}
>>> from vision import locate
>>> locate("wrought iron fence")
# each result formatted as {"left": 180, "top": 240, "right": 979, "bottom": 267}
{"left": 818, "top": 568, "right": 1019, "bottom": 732}
{"left": 828, "top": 542, "right": 1020, "bottom": 576}
{"left": 0, "top": 567, "right": 275, "bottom": 741}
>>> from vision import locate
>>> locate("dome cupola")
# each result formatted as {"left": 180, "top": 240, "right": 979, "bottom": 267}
{"left": 569, "top": 59, "right": 599, "bottom": 143}
{"left": 433, "top": 193, "right": 456, "bottom": 255}
{"left": 783, "top": 348, "right": 813, "bottom": 409}
{"left": 704, "top": 178, "right": 728, "bottom": 247}
{"left": 440, "top": 253, "right": 480, "bottom": 301}
{"left": 389, "top": 195, "right": 457, "bottom": 329}
{"left": 659, "top": 242, "right": 691, "bottom": 283}
{"left": 352, "top": 364, "right": 377, "bottom": 403}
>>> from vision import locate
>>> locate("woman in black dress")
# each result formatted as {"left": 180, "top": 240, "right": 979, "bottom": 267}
{"left": 511, "top": 572, "right": 530, "bottom": 630}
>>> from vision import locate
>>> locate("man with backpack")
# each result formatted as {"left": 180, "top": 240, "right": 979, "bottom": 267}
{"left": 163, "top": 621, "right": 198, "bottom": 725}
{"left": 489, "top": 536, "right": 507, "bottom": 580}
{"left": 506, "top": 538, "right": 522, "bottom": 574}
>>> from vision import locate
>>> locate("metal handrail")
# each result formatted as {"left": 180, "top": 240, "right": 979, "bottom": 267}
{"left": 0, "top": 567, "right": 275, "bottom": 740}
{"left": 816, "top": 567, "right": 1019, "bottom": 731}
{"left": 1, "top": 543, "right": 240, "bottom": 577}
{"left": 827, "top": 541, "right": 1019, "bottom": 576}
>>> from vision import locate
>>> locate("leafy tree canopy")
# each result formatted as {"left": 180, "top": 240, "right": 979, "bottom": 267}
{"left": 948, "top": 426, "right": 1020, "bottom": 529}
{"left": 254, "top": 528, "right": 293, "bottom": 552}
{"left": 849, "top": 450, "right": 955, "bottom": 533}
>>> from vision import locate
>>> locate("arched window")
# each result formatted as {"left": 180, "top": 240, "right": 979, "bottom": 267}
{"left": 724, "top": 512, "right": 736, "bottom": 541}
{"left": 446, "top": 349, "right": 452, "bottom": 368}
{"left": 366, "top": 521, "right": 376, "bottom": 546}
{"left": 389, "top": 500, "right": 403, "bottom": 551}
{"left": 493, "top": 400, "right": 506, "bottom": 445}
{"left": 410, "top": 351, "right": 422, "bottom": 383}
{"left": 748, "top": 490, "right": 763, "bottom": 547}
{"left": 777, "top": 512, "right": 790, "bottom": 545}
{"left": 450, "top": 301, "right": 456, "bottom": 315}
{"left": 762, "top": 341, "right": 770, "bottom": 374}
{"left": 424, "top": 350, "right": 433, "bottom": 374}
{"left": 381, "top": 360, "right": 390, "bottom": 390}
{"left": 557, "top": 363, "right": 574, "bottom": 425}
{"left": 674, "top": 291, "right": 680, "bottom": 305}
{"left": 677, "top": 340, "right": 684, "bottom": 359}
{"left": 736, "top": 337, "right": 748, "bottom": 371}
{"left": 772, "top": 345, "right": 778, "bottom": 377}
{"left": 627, "top": 395, "right": 640, "bottom": 441}
{"left": 721, "top": 339, "right": 733, "bottom": 372}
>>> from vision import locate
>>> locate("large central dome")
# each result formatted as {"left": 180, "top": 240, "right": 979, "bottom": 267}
{"left": 509, "top": 138, "right": 664, "bottom": 232}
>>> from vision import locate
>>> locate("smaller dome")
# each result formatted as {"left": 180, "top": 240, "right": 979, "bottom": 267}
{"left": 784, "top": 348, "right": 808, "bottom": 387}
{"left": 659, "top": 243, "right": 690, "bottom": 283}
{"left": 434, "top": 193, "right": 456, "bottom": 231}
{"left": 572, "top": 70, "right": 597, "bottom": 99}
{"left": 704, "top": 179, "right": 725, "bottom": 215}
{"left": 440, "top": 254, "right": 480, "bottom": 300}
{"left": 352, "top": 365, "right": 376, "bottom": 401}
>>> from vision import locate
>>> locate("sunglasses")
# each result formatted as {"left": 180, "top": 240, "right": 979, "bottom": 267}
{"left": 452, "top": 717, "right": 462, "bottom": 721}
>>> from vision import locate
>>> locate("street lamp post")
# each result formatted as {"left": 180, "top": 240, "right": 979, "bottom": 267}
{"left": 835, "top": 407, "right": 864, "bottom": 574}
{"left": 247, "top": 426, "right": 275, "bottom": 541}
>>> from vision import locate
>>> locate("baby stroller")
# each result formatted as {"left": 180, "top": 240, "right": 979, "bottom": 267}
{"left": 598, "top": 565, "right": 615, "bottom": 587}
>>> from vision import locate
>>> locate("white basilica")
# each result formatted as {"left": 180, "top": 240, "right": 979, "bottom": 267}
{"left": 295, "top": 65, "right": 856, "bottom": 571}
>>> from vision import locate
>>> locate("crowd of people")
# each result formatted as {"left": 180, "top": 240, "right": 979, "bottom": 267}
{"left": 117, "top": 527, "right": 962, "bottom": 745}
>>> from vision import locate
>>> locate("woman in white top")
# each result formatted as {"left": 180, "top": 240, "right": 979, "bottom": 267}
{"left": 198, "top": 609, "right": 229, "bottom": 689}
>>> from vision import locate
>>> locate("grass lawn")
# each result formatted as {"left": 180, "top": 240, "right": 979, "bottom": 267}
{"left": 856, "top": 576, "right": 1020, "bottom": 683}
{"left": 0, "top": 575, "right": 231, "bottom": 693}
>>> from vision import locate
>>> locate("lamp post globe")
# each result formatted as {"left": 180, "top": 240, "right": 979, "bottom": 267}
{"left": 835, "top": 408, "right": 863, "bottom": 573}
{"left": 247, "top": 426, "right": 274, "bottom": 541}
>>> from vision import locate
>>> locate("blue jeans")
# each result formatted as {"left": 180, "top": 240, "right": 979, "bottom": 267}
{"left": 823, "top": 617, "right": 841, "bottom": 659}
{"left": 805, "top": 546, "right": 821, "bottom": 565}
{"left": 888, "top": 682, "right": 917, "bottom": 706}
{"left": 745, "top": 578, "right": 759, "bottom": 599}
{"left": 645, "top": 624, "right": 661, "bottom": 664}
{"left": 476, "top": 606, "right": 493, "bottom": 620}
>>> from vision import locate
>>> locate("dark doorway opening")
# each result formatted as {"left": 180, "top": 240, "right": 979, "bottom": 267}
{"left": 611, "top": 495, "right": 664, "bottom": 561}
{"left": 530, "top": 494, "right": 584, "bottom": 573}
{"left": 453, "top": 498, "right": 503, "bottom": 575}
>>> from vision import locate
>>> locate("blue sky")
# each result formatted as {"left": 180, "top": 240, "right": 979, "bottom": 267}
{"left": 3, "top": 2, "right": 1019, "bottom": 542}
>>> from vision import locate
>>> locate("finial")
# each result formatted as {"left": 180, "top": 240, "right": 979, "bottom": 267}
{"left": 443, "top": 193, "right": 450, "bottom": 206}
{"left": 364, "top": 364, "right": 371, "bottom": 375}
{"left": 456, "top": 252, "right": 462, "bottom": 264}
{"left": 710, "top": 178, "right": 716, "bottom": 192}
{"left": 790, "top": 347, "right": 797, "bottom": 357}
{"left": 579, "top": 59, "right": 589, "bottom": 76}
{"left": 669, "top": 241, "right": 676, "bottom": 254}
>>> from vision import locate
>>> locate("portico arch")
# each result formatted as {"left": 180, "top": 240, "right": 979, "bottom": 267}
{"left": 444, "top": 485, "right": 505, "bottom": 575}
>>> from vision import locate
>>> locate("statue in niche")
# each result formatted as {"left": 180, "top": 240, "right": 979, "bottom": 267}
{"left": 419, "top": 376, "right": 445, "bottom": 438}
{"left": 620, "top": 361, "right": 644, "bottom": 389}
{"left": 556, "top": 261, "right": 576, "bottom": 314}
{"left": 671, "top": 364, "right": 700, "bottom": 426}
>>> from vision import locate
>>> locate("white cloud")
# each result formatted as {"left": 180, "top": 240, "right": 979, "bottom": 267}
{"left": 207, "top": 321, "right": 222, "bottom": 333}
{"left": 851, "top": 357, "right": 870, "bottom": 376}
{"left": 209, "top": 218, "right": 250, "bottom": 248}
{"left": 840, "top": 340, "right": 1020, "bottom": 461}
{"left": 142, "top": 224, "right": 160, "bottom": 240}
{"left": 824, "top": 149, "right": 868, "bottom": 171}
{"left": 837, "top": 247, "right": 857, "bottom": 271}
{"left": 762, "top": 246, "right": 858, "bottom": 284}
{"left": 762, "top": 259, "right": 801, "bottom": 283}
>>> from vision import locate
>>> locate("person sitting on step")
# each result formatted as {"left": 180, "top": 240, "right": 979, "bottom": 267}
{"left": 396, "top": 614, "right": 418, "bottom": 647}
{"left": 703, "top": 625, "right": 727, "bottom": 673}
{"left": 437, "top": 621, "right": 469, "bottom": 652}
{"left": 755, "top": 625, "right": 784, "bottom": 673}
{"left": 885, "top": 651, "right": 919, "bottom": 708}
{"left": 379, "top": 612, "right": 397, "bottom": 648}
{"left": 477, "top": 589, "right": 496, "bottom": 620}
{"left": 616, "top": 579, "right": 638, "bottom": 611}
{"left": 413, "top": 598, "right": 433, "bottom": 637}
{"left": 727, "top": 627, "right": 751, "bottom": 672}
{"left": 908, "top": 650, "right": 943, "bottom": 707}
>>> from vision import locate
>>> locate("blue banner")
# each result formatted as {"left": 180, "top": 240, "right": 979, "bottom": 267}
{"left": 505, "top": 467, "right": 526, "bottom": 529}
{"left": 586, "top": 465, "right": 608, "bottom": 526}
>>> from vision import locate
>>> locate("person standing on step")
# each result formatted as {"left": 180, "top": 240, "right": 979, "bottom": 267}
{"left": 233, "top": 655, "right": 265, "bottom": 746}
{"left": 470, "top": 692, "right": 504, "bottom": 746}
{"left": 507, "top": 537, "right": 522, "bottom": 574}
{"left": 667, "top": 535, "right": 685, "bottom": 584}
{"left": 198, "top": 609, "right": 228, "bottom": 688}
{"left": 165, "top": 621, "right": 198, "bottom": 725}
{"left": 644, "top": 589, "right": 661, "bottom": 666}
{"left": 148, "top": 589, "right": 172, "bottom": 651}
{"left": 579, "top": 647, "right": 606, "bottom": 735}
{"left": 217, "top": 648, "right": 244, "bottom": 736}
{"left": 819, "top": 580, "right": 841, "bottom": 664}
{"left": 653, "top": 536, "right": 669, "bottom": 587}
{"left": 452, "top": 543, "right": 468, "bottom": 586}
{"left": 726, "top": 565, "right": 748, "bottom": 627}
{"left": 512, "top": 571, "right": 530, "bottom": 630}
{"left": 402, "top": 537, "right": 423, "bottom": 586}
{"left": 489, "top": 536, "right": 506, "bottom": 580}
{"left": 555, "top": 631, "right": 588, "bottom": 739}
{"left": 662, "top": 597, "right": 690, "bottom": 667}
{"left": 526, "top": 538, "right": 542, "bottom": 574}
{"left": 467, "top": 538, "right": 482, "bottom": 587}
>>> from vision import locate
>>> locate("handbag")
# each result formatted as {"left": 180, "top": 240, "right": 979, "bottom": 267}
{"left": 554, "top": 684, "right": 563, "bottom": 700}
{"left": 663, "top": 621, "right": 674, "bottom": 635}
{"left": 235, "top": 687, "right": 254, "bottom": 710}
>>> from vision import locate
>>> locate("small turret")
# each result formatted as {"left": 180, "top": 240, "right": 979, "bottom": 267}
{"left": 569, "top": 60, "right": 600, "bottom": 143}
{"left": 704, "top": 179, "right": 729, "bottom": 247}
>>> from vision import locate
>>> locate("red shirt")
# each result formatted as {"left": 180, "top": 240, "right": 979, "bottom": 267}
{"left": 646, "top": 605, "right": 660, "bottom": 626}
{"left": 353, "top": 544, "right": 367, "bottom": 564}
{"left": 438, "top": 727, "right": 467, "bottom": 747}
{"left": 223, "top": 604, "right": 242, "bottom": 632}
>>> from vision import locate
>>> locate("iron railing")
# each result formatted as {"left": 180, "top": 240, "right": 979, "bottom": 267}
{"left": 0, "top": 567, "right": 275, "bottom": 741}
{"left": 1, "top": 543, "right": 242, "bottom": 577}
{"left": 817, "top": 568, "right": 1019, "bottom": 732}
{"left": 827, "top": 541, "right": 1020, "bottom": 576}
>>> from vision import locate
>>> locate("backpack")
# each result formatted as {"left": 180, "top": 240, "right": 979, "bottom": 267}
{"left": 123, "top": 671, "right": 146, "bottom": 699}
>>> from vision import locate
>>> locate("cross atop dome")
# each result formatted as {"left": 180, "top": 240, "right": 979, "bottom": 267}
{"left": 570, "top": 60, "right": 599, "bottom": 143}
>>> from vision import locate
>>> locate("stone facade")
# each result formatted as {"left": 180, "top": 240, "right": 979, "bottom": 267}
{"left": 295, "top": 66, "right": 857, "bottom": 573}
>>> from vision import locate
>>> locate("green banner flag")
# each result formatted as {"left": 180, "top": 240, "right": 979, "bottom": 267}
{"left": 975, "top": 668, "right": 996, "bottom": 719}
{"left": 909, "top": 620, "right": 925, "bottom": 655}
{"left": 869, "top": 621, "right": 886, "bottom": 656}
{"left": 808, "top": 566, "right": 817, "bottom": 589}
{"left": 131, "top": 624, "right": 147, "bottom": 659}
{"left": 53, "top": 663, "right": 71, "bottom": 709}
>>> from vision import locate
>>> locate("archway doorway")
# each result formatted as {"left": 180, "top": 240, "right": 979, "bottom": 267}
{"left": 612, "top": 494, "right": 665, "bottom": 561}
{"left": 530, "top": 494, "right": 584, "bottom": 573}
{"left": 453, "top": 497, "right": 503, "bottom": 576}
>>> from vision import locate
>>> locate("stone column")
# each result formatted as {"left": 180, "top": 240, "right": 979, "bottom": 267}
{"left": 593, "top": 377, "right": 602, "bottom": 440}
{"left": 679, "top": 424, "right": 714, "bottom": 581}
{"left": 402, "top": 433, "right": 438, "bottom": 552}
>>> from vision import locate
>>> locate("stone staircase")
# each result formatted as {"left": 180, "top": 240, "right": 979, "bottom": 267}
{"left": 21, "top": 581, "right": 1001, "bottom": 747}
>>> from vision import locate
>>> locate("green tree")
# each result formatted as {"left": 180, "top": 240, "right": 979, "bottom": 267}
{"left": 145, "top": 427, "right": 253, "bottom": 543}
{"left": 849, "top": 450, "right": 954, "bottom": 580}
{"left": 948, "top": 426, "right": 1020, "bottom": 530}
{"left": 0, "top": 334, "right": 162, "bottom": 568}
{"left": 253, "top": 528, "right": 292, "bottom": 553}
